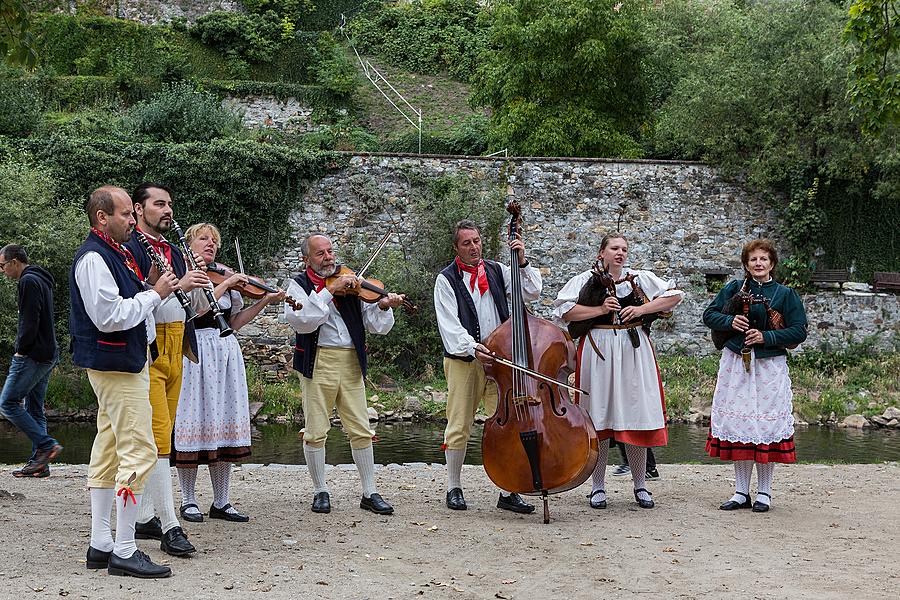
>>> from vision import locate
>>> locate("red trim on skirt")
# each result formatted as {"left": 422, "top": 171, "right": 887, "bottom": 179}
{"left": 706, "top": 433, "right": 796, "bottom": 464}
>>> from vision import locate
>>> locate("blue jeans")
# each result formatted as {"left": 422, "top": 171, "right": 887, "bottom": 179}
{"left": 0, "top": 353, "right": 59, "bottom": 456}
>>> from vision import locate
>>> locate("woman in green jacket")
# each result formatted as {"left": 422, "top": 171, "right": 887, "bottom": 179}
{"left": 703, "top": 239, "right": 808, "bottom": 513}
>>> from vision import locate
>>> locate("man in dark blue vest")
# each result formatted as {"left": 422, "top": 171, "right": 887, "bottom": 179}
{"left": 433, "top": 219, "right": 542, "bottom": 513}
{"left": 284, "top": 234, "right": 404, "bottom": 515}
{"left": 124, "top": 183, "right": 208, "bottom": 557}
{"left": 71, "top": 186, "right": 178, "bottom": 578}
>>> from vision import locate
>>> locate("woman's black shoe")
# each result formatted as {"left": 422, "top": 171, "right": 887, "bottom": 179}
{"left": 720, "top": 492, "right": 752, "bottom": 511}
{"left": 180, "top": 503, "right": 204, "bottom": 523}
{"left": 209, "top": 502, "right": 250, "bottom": 522}
{"left": 633, "top": 488, "right": 654, "bottom": 509}
{"left": 752, "top": 492, "right": 771, "bottom": 512}
{"left": 107, "top": 550, "right": 172, "bottom": 578}
{"left": 587, "top": 489, "right": 607, "bottom": 509}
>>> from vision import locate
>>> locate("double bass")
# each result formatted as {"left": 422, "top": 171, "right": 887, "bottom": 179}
{"left": 480, "top": 201, "right": 599, "bottom": 524}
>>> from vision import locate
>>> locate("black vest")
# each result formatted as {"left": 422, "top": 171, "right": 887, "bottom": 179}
{"left": 291, "top": 273, "right": 368, "bottom": 379}
{"left": 124, "top": 232, "right": 198, "bottom": 358}
{"left": 69, "top": 231, "right": 148, "bottom": 373}
{"left": 439, "top": 259, "right": 509, "bottom": 361}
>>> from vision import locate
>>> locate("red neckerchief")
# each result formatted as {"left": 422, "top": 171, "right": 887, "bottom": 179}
{"left": 306, "top": 267, "right": 326, "bottom": 293}
{"left": 92, "top": 227, "right": 144, "bottom": 281}
{"left": 455, "top": 256, "right": 488, "bottom": 295}
{"left": 137, "top": 226, "right": 172, "bottom": 264}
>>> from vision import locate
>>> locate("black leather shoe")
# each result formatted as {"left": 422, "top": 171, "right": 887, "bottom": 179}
{"left": 209, "top": 503, "right": 249, "bottom": 522}
{"left": 360, "top": 493, "right": 394, "bottom": 515}
{"left": 720, "top": 492, "right": 752, "bottom": 511}
{"left": 497, "top": 493, "right": 535, "bottom": 514}
{"left": 752, "top": 492, "right": 771, "bottom": 513}
{"left": 86, "top": 546, "right": 111, "bottom": 569}
{"left": 446, "top": 487, "right": 467, "bottom": 511}
{"left": 587, "top": 489, "right": 607, "bottom": 509}
{"left": 180, "top": 503, "right": 204, "bottom": 523}
{"left": 312, "top": 491, "right": 331, "bottom": 514}
{"left": 107, "top": 549, "right": 172, "bottom": 578}
{"left": 633, "top": 488, "right": 655, "bottom": 509}
{"left": 161, "top": 526, "right": 196, "bottom": 556}
{"left": 135, "top": 516, "right": 162, "bottom": 540}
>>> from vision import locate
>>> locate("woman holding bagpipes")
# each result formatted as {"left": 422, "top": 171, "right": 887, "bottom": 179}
{"left": 554, "top": 233, "right": 683, "bottom": 510}
{"left": 703, "top": 239, "right": 808, "bottom": 513}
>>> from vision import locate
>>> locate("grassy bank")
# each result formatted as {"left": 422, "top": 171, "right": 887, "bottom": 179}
{"left": 31, "top": 350, "right": 898, "bottom": 425}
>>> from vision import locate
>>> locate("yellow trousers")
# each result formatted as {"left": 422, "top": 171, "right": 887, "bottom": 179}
{"left": 149, "top": 322, "right": 184, "bottom": 455}
{"left": 86, "top": 365, "right": 156, "bottom": 493}
{"left": 301, "top": 347, "right": 375, "bottom": 450}
{"left": 443, "top": 357, "right": 498, "bottom": 450}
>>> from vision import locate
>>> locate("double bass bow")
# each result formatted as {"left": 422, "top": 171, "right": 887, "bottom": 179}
{"left": 480, "top": 201, "right": 600, "bottom": 524}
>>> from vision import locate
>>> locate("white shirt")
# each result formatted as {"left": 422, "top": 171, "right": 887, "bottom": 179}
{"left": 434, "top": 261, "right": 542, "bottom": 358}
{"left": 74, "top": 252, "right": 161, "bottom": 343}
{"left": 139, "top": 231, "right": 208, "bottom": 324}
{"left": 283, "top": 279, "right": 395, "bottom": 347}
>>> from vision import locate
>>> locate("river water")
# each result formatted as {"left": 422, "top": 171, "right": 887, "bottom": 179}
{"left": 2, "top": 421, "right": 899, "bottom": 465}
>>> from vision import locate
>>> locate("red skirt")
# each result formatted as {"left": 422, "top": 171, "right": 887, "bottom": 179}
{"left": 706, "top": 432, "right": 796, "bottom": 464}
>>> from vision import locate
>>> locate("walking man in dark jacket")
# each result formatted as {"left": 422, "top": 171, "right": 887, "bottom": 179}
{"left": 0, "top": 244, "right": 62, "bottom": 477}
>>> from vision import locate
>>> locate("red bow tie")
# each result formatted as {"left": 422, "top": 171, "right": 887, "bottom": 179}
{"left": 455, "top": 257, "right": 488, "bottom": 295}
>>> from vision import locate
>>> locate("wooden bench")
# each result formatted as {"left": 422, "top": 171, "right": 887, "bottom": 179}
{"left": 811, "top": 269, "right": 851, "bottom": 288}
{"left": 873, "top": 272, "right": 900, "bottom": 292}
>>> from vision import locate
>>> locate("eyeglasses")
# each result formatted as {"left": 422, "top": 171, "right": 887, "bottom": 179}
{"left": 0, "top": 261, "right": 7, "bottom": 270}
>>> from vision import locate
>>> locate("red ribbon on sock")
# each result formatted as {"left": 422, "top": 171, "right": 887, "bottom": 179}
{"left": 117, "top": 486, "right": 136, "bottom": 508}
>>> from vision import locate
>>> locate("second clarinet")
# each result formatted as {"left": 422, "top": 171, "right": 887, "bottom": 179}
{"left": 134, "top": 230, "right": 198, "bottom": 322}
{"left": 170, "top": 219, "right": 234, "bottom": 338}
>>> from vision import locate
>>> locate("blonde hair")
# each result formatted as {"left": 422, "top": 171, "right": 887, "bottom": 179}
{"left": 184, "top": 222, "right": 221, "bottom": 246}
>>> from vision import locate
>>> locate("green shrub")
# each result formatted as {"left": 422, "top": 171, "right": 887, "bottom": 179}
{"left": 125, "top": 82, "right": 244, "bottom": 142}
{"left": 0, "top": 79, "right": 42, "bottom": 136}
{"left": 382, "top": 115, "right": 488, "bottom": 155}
{"left": 192, "top": 10, "right": 285, "bottom": 65}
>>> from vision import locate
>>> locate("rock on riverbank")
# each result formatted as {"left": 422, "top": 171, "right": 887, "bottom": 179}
{"left": 0, "top": 463, "right": 897, "bottom": 599}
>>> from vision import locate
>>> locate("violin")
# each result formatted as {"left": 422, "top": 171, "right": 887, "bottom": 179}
{"left": 325, "top": 265, "right": 418, "bottom": 313}
{"left": 206, "top": 263, "right": 303, "bottom": 310}
{"left": 480, "top": 201, "right": 599, "bottom": 524}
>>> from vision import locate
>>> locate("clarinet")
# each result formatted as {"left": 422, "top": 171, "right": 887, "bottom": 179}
{"left": 170, "top": 220, "right": 234, "bottom": 338}
{"left": 134, "top": 230, "right": 198, "bottom": 322}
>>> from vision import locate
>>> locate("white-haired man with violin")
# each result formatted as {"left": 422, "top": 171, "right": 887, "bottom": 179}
{"left": 284, "top": 233, "right": 405, "bottom": 515}
{"left": 434, "top": 219, "right": 542, "bottom": 513}
{"left": 123, "top": 182, "right": 209, "bottom": 558}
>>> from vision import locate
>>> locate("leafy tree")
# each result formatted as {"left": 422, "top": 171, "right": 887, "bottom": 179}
{"left": 844, "top": 0, "right": 900, "bottom": 136}
{"left": 471, "top": 0, "right": 647, "bottom": 157}
{"left": 1, "top": 0, "right": 36, "bottom": 67}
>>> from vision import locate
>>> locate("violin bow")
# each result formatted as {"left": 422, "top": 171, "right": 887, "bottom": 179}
{"left": 357, "top": 229, "right": 393, "bottom": 280}
{"left": 234, "top": 237, "right": 246, "bottom": 275}
{"left": 475, "top": 348, "right": 589, "bottom": 396}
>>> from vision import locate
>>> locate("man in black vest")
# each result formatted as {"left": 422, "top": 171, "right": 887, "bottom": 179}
{"left": 71, "top": 186, "right": 178, "bottom": 578}
{"left": 433, "top": 219, "right": 542, "bottom": 513}
{"left": 0, "top": 244, "right": 61, "bottom": 477}
{"left": 284, "top": 234, "right": 404, "bottom": 515}
{"left": 124, "top": 183, "right": 208, "bottom": 557}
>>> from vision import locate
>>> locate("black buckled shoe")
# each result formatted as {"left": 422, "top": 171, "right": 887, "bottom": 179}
{"left": 633, "top": 488, "right": 655, "bottom": 509}
{"left": 497, "top": 493, "right": 535, "bottom": 514}
{"left": 587, "top": 489, "right": 607, "bottom": 509}
{"left": 360, "top": 493, "right": 394, "bottom": 515}
{"left": 161, "top": 526, "right": 196, "bottom": 556}
{"left": 209, "top": 503, "right": 249, "bottom": 522}
{"left": 135, "top": 516, "right": 162, "bottom": 540}
{"left": 719, "top": 492, "right": 752, "bottom": 511}
{"left": 107, "top": 549, "right": 172, "bottom": 578}
{"left": 312, "top": 491, "right": 331, "bottom": 514}
{"left": 752, "top": 492, "right": 771, "bottom": 513}
{"left": 86, "top": 546, "right": 112, "bottom": 569}
{"left": 180, "top": 503, "right": 204, "bottom": 523}
{"left": 446, "top": 487, "right": 467, "bottom": 511}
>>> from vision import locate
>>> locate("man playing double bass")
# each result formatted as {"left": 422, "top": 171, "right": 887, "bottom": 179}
{"left": 433, "top": 219, "right": 541, "bottom": 513}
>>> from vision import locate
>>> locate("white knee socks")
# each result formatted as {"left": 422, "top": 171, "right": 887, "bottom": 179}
{"left": 591, "top": 440, "right": 610, "bottom": 503}
{"left": 142, "top": 458, "right": 179, "bottom": 532}
{"left": 624, "top": 444, "right": 651, "bottom": 502}
{"left": 304, "top": 444, "right": 328, "bottom": 494}
{"left": 728, "top": 460, "right": 754, "bottom": 503}
{"left": 113, "top": 492, "right": 142, "bottom": 559}
{"left": 352, "top": 445, "right": 377, "bottom": 498}
{"left": 89, "top": 488, "right": 115, "bottom": 552}
{"left": 445, "top": 448, "right": 466, "bottom": 491}
{"left": 177, "top": 466, "right": 201, "bottom": 516}
{"left": 756, "top": 462, "right": 775, "bottom": 506}
{"left": 209, "top": 462, "right": 233, "bottom": 511}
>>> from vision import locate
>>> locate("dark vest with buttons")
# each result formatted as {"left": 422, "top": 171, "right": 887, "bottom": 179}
{"left": 291, "top": 273, "right": 367, "bottom": 379}
{"left": 124, "top": 232, "right": 199, "bottom": 359}
{"left": 440, "top": 259, "right": 509, "bottom": 361}
{"left": 69, "top": 231, "right": 148, "bottom": 373}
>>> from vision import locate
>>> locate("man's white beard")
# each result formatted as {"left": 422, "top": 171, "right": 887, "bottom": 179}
{"left": 312, "top": 263, "right": 337, "bottom": 278}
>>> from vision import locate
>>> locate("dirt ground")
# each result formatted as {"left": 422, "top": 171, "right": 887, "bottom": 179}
{"left": 0, "top": 462, "right": 897, "bottom": 600}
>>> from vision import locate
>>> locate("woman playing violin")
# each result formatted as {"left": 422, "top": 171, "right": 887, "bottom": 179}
{"left": 171, "top": 223, "right": 285, "bottom": 523}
